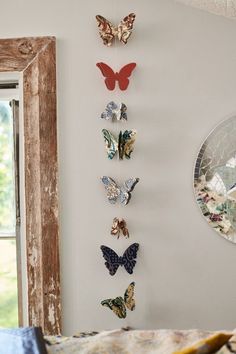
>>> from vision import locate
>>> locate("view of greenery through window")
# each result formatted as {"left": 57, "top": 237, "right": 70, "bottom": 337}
{"left": 0, "top": 101, "right": 18, "bottom": 327}
{"left": 0, "top": 240, "right": 18, "bottom": 327}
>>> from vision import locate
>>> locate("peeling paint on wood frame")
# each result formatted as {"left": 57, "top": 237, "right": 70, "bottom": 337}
{"left": 0, "top": 37, "right": 61, "bottom": 335}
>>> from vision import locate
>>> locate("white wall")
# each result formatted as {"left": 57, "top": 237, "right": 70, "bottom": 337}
{"left": 1, "top": 0, "right": 236, "bottom": 335}
{"left": 177, "top": 0, "right": 236, "bottom": 19}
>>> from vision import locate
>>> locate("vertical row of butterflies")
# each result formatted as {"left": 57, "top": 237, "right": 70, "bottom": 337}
{"left": 96, "top": 13, "right": 139, "bottom": 319}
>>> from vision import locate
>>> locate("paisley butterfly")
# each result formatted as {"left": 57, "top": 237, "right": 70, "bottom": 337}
{"left": 101, "top": 282, "right": 135, "bottom": 319}
{"left": 101, "top": 176, "right": 139, "bottom": 206}
{"left": 101, "top": 102, "right": 127, "bottom": 122}
{"left": 111, "top": 218, "right": 129, "bottom": 239}
{"left": 96, "top": 62, "right": 136, "bottom": 91}
{"left": 102, "top": 129, "right": 136, "bottom": 160}
{"left": 100, "top": 243, "right": 139, "bottom": 275}
{"left": 96, "top": 13, "right": 136, "bottom": 46}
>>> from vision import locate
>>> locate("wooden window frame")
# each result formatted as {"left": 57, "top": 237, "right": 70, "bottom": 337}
{"left": 0, "top": 37, "right": 61, "bottom": 335}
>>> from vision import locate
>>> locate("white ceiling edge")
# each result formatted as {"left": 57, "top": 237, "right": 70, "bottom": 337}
{"left": 175, "top": 0, "right": 236, "bottom": 19}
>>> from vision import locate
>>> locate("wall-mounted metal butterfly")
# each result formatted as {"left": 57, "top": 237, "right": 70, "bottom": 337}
{"left": 101, "top": 102, "right": 127, "bottom": 122}
{"left": 101, "top": 282, "right": 135, "bottom": 319}
{"left": 111, "top": 218, "right": 129, "bottom": 239}
{"left": 100, "top": 243, "right": 139, "bottom": 275}
{"left": 102, "top": 129, "right": 136, "bottom": 160}
{"left": 96, "top": 14, "right": 136, "bottom": 46}
{"left": 96, "top": 62, "right": 136, "bottom": 91}
{"left": 101, "top": 176, "right": 139, "bottom": 206}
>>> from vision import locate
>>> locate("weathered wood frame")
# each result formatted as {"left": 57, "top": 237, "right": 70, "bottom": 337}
{"left": 0, "top": 37, "right": 61, "bottom": 335}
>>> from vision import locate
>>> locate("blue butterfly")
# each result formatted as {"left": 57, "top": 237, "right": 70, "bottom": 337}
{"left": 100, "top": 101, "right": 127, "bottom": 121}
{"left": 100, "top": 243, "right": 139, "bottom": 275}
{"left": 101, "top": 176, "right": 139, "bottom": 206}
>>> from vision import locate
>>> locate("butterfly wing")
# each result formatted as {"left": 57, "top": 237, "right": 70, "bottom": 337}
{"left": 95, "top": 15, "right": 116, "bottom": 46}
{"left": 124, "top": 282, "right": 135, "bottom": 311}
{"left": 111, "top": 217, "right": 120, "bottom": 238}
{"left": 101, "top": 101, "right": 117, "bottom": 120}
{"left": 120, "top": 178, "right": 139, "bottom": 205}
{"left": 117, "top": 13, "right": 136, "bottom": 44}
{"left": 100, "top": 245, "right": 120, "bottom": 276}
{"left": 119, "top": 219, "right": 129, "bottom": 238}
{"left": 117, "top": 63, "right": 136, "bottom": 91}
{"left": 123, "top": 178, "right": 140, "bottom": 193}
{"left": 119, "top": 103, "right": 128, "bottom": 121}
{"left": 101, "top": 102, "right": 114, "bottom": 120}
{"left": 101, "top": 297, "right": 126, "bottom": 318}
{"left": 122, "top": 243, "right": 139, "bottom": 274}
{"left": 118, "top": 130, "right": 137, "bottom": 160}
{"left": 96, "top": 62, "right": 116, "bottom": 90}
{"left": 101, "top": 176, "right": 121, "bottom": 204}
{"left": 102, "top": 129, "right": 118, "bottom": 160}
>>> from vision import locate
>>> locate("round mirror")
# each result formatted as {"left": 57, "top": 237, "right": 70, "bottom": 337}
{"left": 194, "top": 116, "right": 236, "bottom": 243}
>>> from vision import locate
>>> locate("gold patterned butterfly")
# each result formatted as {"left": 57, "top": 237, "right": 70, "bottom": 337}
{"left": 111, "top": 217, "right": 129, "bottom": 239}
{"left": 96, "top": 14, "right": 136, "bottom": 46}
{"left": 101, "top": 282, "right": 135, "bottom": 319}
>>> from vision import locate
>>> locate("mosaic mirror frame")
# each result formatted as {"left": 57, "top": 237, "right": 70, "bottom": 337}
{"left": 194, "top": 116, "right": 236, "bottom": 244}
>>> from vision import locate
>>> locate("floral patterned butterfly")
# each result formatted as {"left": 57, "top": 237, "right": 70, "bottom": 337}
{"left": 101, "top": 282, "right": 135, "bottom": 319}
{"left": 111, "top": 218, "right": 129, "bottom": 239}
{"left": 102, "top": 129, "right": 136, "bottom": 160}
{"left": 100, "top": 243, "right": 139, "bottom": 275}
{"left": 100, "top": 102, "right": 127, "bottom": 122}
{"left": 101, "top": 176, "right": 139, "bottom": 206}
{"left": 96, "top": 14, "right": 136, "bottom": 46}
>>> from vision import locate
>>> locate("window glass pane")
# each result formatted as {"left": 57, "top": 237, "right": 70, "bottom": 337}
{"left": 0, "top": 101, "right": 15, "bottom": 235}
{"left": 0, "top": 239, "right": 18, "bottom": 327}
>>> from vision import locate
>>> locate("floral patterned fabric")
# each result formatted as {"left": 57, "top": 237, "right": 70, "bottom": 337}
{"left": 173, "top": 332, "right": 233, "bottom": 354}
{"left": 45, "top": 329, "right": 236, "bottom": 354}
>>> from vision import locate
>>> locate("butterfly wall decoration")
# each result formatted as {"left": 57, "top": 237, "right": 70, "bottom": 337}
{"left": 101, "top": 282, "right": 135, "bottom": 319}
{"left": 96, "top": 13, "right": 136, "bottom": 46}
{"left": 101, "top": 102, "right": 127, "bottom": 122}
{"left": 102, "top": 129, "right": 136, "bottom": 160}
{"left": 100, "top": 243, "right": 139, "bottom": 275}
{"left": 96, "top": 62, "right": 136, "bottom": 91}
{"left": 101, "top": 176, "right": 139, "bottom": 206}
{"left": 111, "top": 218, "right": 129, "bottom": 239}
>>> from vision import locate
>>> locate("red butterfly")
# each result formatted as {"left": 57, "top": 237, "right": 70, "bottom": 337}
{"left": 96, "top": 62, "right": 136, "bottom": 91}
